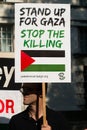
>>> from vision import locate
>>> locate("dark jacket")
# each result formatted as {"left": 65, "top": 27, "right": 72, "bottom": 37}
{"left": 9, "top": 106, "right": 70, "bottom": 130}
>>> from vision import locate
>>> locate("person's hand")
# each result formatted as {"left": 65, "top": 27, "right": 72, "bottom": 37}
{"left": 41, "top": 121, "right": 52, "bottom": 130}
{"left": 41, "top": 125, "right": 51, "bottom": 130}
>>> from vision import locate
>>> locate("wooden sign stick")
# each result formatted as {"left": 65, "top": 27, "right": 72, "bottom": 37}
{"left": 42, "top": 82, "right": 46, "bottom": 126}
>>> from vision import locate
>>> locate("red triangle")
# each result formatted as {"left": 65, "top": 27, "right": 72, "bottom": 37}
{"left": 21, "top": 51, "right": 35, "bottom": 71}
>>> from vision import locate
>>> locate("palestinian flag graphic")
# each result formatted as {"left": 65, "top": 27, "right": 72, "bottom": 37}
{"left": 21, "top": 50, "right": 65, "bottom": 72}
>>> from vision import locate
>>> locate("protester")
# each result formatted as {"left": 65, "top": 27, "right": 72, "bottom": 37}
{"left": 9, "top": 83, "right": 70, "bottom": 130}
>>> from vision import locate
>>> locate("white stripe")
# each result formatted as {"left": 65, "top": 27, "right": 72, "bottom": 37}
{"left": 32, "top": 57, "right": 65, "bottom": 64}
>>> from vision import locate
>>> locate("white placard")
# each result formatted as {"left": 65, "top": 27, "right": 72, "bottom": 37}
{"left": 15, "top": 3, "right": 71, "bottom": 83}
{"left": 0, "top": 90, "right": 21, "bottom": 124}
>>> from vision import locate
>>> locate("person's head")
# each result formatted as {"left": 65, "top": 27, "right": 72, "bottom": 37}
{"left": 20, "top": 83, "right": 47, "bottom": 105}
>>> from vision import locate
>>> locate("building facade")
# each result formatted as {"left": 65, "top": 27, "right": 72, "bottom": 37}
{"left": 0, "top": 0, "right": 87, "bottom": 130}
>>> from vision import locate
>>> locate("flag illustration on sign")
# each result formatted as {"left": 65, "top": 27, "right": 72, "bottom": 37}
{"left": 21, "top": 50, "right": 65, "bottom": 72}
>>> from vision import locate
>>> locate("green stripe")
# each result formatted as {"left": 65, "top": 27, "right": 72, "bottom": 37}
{"left": 23, "top": 64, "right": 65, "bottom": 71}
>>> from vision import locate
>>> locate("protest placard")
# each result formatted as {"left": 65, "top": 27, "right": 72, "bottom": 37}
{"left": 15, "top": 3, "right": 71, "bottom": 83}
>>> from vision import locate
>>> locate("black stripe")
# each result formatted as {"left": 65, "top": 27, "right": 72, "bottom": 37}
{"left": 23, "top": 50, "right": 65, "bottom": 57}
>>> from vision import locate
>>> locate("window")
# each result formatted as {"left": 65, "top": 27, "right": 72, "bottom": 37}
{"left": 0, "top": 25, "right": 14, "bottom": 52}
{"left": 79, "top": 27, "right": 87, "bottom": 54}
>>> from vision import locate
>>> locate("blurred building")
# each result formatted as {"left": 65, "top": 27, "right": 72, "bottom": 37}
{"left": 0, "top": 0, "right": 87, "bottom": 130}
